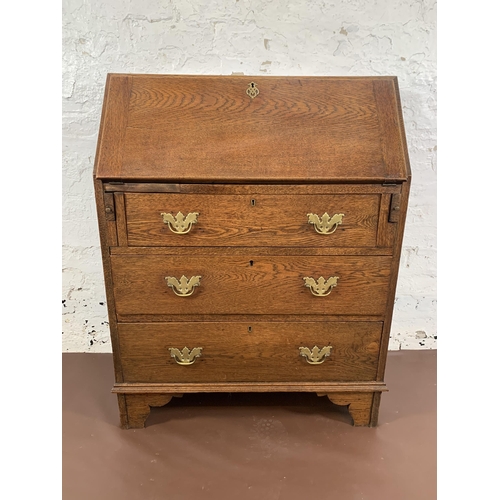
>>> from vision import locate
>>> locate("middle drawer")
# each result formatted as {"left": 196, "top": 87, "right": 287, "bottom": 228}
{"left": 111, "top": 254, "right": 392, "bottom": 318}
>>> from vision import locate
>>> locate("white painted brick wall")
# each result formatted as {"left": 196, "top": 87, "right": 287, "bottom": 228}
{"left": 62, "top": 0, "right": 437, "bottom": 352}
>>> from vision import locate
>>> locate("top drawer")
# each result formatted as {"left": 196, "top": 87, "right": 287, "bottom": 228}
{"left": 123, "top": 193, "right": 380, "bottom": 247}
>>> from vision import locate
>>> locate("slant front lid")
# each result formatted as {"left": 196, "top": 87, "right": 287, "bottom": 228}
{"left": 94, "top": 74, "right": 410, "bottom": 183}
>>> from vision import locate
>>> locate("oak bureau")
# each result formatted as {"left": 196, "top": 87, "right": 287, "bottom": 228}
{"left": 93, "top": 74, "right": 411, "bottom": 428}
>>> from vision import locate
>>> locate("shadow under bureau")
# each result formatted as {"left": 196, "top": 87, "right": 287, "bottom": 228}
{"left": 93, "top": 74, "right": 411, "bottom": 428}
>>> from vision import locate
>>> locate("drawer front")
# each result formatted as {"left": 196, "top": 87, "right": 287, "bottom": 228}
{"left": 124, "top": 193, "right": 379, "bottom": 247}
{"left": 118, "top": 322, "right": 382, "bottom": 383}
{"left": 111, "top": 254, "right": 391, "bottom": 317}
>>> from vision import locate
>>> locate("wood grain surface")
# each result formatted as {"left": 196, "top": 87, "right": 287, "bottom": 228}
{"left": 326, "top": 392, "right": 377, "bottom": 426}
{"left": 120, "top": 394, "right": 174, "bottom": 429}
{"left": 92, "top": 74, "right": 412, "bottom": 428}
{"left": 117, "top": 322, "right": 382, "bottom": 383}
{"left": 94, "top": 75, "right": 409, "bottom": 182}
{"left": 124, "top": 193, "right": 380, "bottom": 247}
{"left": 113, "top": 381, "right": 387, "bottom": 393}
{"left": 104, "top": 183, "right": 401, "bottom": 195}
{"left": 111, "top": 246, "right": 393, "bottom": 257}
{"left": 111, "top": 254, "right": 392, "bottom": 317}
{"left": 377, "top": 178, "right": 412, "bottom": 380}
{"left": 94, "top": 75, "right": 131, "bottom": 179}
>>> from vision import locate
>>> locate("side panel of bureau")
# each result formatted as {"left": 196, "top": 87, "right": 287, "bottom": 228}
{"left": 117, "top": 322, "right": 383, "bottom": 383}
{"left": 94, "top": 178, "right": 124, "bottom": 382}
{"left": 110, "top": 254, "right": 392, "bottom": 317}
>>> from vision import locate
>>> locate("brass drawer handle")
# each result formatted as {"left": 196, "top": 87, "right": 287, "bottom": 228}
{"left": 303, "top": 276, "right": 339, "bottom": 297}
{"left": 161, "top": 212, "right": 199, "bottom": 234}
{"left": 165, "top": 275, "right": 201, "bottom": 296}
{"left": 307, "top": 212, "right": 344, "bottom": 234}
{"left": 169, "top": 347, "right": 203, "bottom": 365}
{"left": 299, "top": 346, "right": 332, "bottom": 365}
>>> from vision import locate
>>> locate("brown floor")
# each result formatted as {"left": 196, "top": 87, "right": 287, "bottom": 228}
{"left": 62, "top": 351, "right": 436, "bottom": 500}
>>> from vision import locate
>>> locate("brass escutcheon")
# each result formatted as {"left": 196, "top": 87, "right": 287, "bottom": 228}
{"left": 303, "top": 276, "right": 339, "bottom": 297}
{"left": 246, "top": 82, "right": 259, "bottom": 99}
{"left": 307, "top": 212, "right": 344, "bottom": 234}
{"left": 169, "top": 347, "right": 203, "bottom": 365}
{"left": 299, "top": 346, "right": 332, "bottom": 365}
{"left": 165, "top": 275, "right": 201, "bottom": 297}
{"left": 161, "top": 212, "right": 199, "bottom": 234}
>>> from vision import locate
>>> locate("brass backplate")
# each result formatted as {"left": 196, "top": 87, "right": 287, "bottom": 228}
{"left": 303, "top": 276, "right": 339, "bottom": 297}
{"left": 165, "top": 275, "right": 201, "bottom": 296}
{"left": 161, "top": 212, "right": 199, "bottom": 234}
{"left": 169, "top": 347, "right": 203, "bottom": 365}
{"left": 299, "top": 346, "right": 332, "bottom": 365}
{"left": 307, "top": 212, "right": 344, "bottom": 234}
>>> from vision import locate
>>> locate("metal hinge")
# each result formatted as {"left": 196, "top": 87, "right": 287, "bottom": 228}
{"left": 103, "top": 192, "right": 116, "bottom": 221}
{"left": 388, "top": 193, "right": 401, "bottom": 223}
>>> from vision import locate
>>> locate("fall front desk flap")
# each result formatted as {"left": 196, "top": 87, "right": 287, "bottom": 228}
{"left": 94, "top": 74, "right": 410, "bottom": 184}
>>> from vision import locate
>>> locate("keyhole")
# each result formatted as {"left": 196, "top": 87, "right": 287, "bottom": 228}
{"left": 251, "top": 199, "right": 256, "bottom": 206}
{"left": 248, "top": 326, "right": 252, "bottom": 333}
{"left": 249, "top": 260, "right": 254, "bottom": 267}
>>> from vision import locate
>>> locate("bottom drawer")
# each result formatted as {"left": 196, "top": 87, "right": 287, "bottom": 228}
{"left": 118, "top": 322, "right": 382, "bottom": 383}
